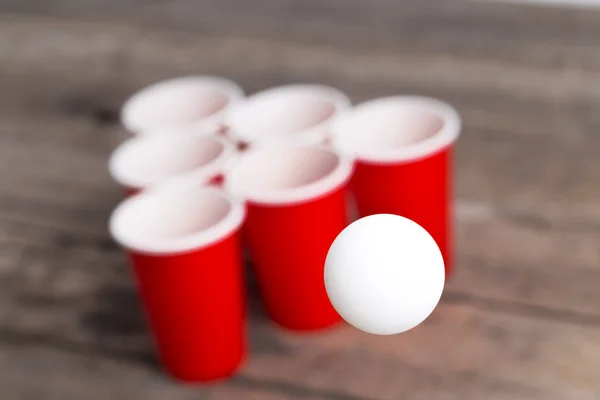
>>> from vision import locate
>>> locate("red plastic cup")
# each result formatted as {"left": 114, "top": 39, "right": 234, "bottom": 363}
{"left": 108, "top": 128, "right": 238, "bottom": 196}
{"left": 225, "top": 143, "right": 354, "bottom": 331}
{"left": 331, "top": 96, "right": 461, "bottom": 276}
{"left": 120, "top": 76, "right": 244, "bottom": 140}
{"left": 227, "top": 84, "right": 351, "bottom": 149}
{"left": 109, "top": 182, "right": 247, "bottom": 382}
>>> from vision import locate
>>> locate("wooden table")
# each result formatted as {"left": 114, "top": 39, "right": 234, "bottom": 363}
{"left": 1, "top": 1, "right": 600, "bottom": 398}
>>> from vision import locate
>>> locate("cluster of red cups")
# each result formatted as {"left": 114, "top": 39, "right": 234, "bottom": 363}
{"left": 108, "top": 76, "right": 461, "bottom": 383}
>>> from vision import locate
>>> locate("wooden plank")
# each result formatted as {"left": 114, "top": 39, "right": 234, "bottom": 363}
{"left": 457, "top": 129, "right": 600, "bottom": 224}
{"left": 1, "top": 300, "right": 600, "bottom": 399}
{"left": 3, "top": 0, "right": 600, "bottom": 73}
{"left": 0, "top": 343, "right": 212, "bottom": 400}
{"left": 2, "top": 15, "right": 600, "bottom": 148}
{"left": 474, "top": 0, "right": 600, "bottom": 8}
{"left": 451, "top": 213, "right": 600, "bottom": 318}
{"left": 0, "top": 18, "right": 599, "bottom": 167}
{"left": 243, "top": 303, "right": 600, "bottom": 399}
{"left": 3, "top": 13, "right": 600, "bottom": 102}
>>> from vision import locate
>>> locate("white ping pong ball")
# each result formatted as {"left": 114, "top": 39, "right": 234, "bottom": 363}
{"left": 324, "top": 214, "right": 445, "bottom": 335}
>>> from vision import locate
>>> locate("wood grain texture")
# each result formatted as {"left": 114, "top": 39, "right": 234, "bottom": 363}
{"left": 4, "top": 0, "right": 600, "bottom": 72}
{"left": 0, "top": 2, "right": 600, "bottom": 399}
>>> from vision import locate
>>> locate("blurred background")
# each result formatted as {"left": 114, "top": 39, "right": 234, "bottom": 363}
{"left": 1, "top": 0, "right": 600, "bottom": 399}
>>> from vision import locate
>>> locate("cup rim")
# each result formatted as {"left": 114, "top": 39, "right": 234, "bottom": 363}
{"left": 120, "top": 75, "right": 245, "bottom": 134}
{"left": 224, "top": 142, "right": 355, "bottom": 206}
{"left": 226, "top": 84, "right": 352, "bottom": 145}
{"left": 330, "top": 96, "right": 461, "bottom": 164}
{"left": 108, "top": 128, "right": 238, "bottom": 191}
{"left": 109, "top": 183, "right": 246, "bottom": 255}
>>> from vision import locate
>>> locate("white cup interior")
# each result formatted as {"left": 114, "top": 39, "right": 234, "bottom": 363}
{"left": 109, "top": 131, "right": 232, "bottom": 190}
{"left": 350, "top": 106, "right": 444, "bottom": 150}
{"left": 228, "top": 85, "right": 350, "bottom": 143}
{"left": 332, "top": 97, "right": 460, "bottom": 163}
{"left": 122, "top": 77, "right": 243, "bottom": 133}
{"left": 226, "top": 145, "right": 353, "bottom": 205}
{"left": 110, "top": 185, "right": 245, "bottom": 254}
